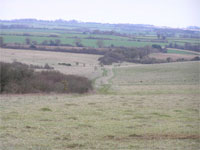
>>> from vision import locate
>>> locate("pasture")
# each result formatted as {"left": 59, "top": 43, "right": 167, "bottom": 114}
{"left": 0, "top": 46, "right": 199, "bottom": 150}
{"left": 1, "top": 33, "right": 168, "bottom": 48}
{"left": 1, "top": 28, "right": 199, "bottom": 48}
{"left": 167, "top": 48, "right": 200, "bottom": 55}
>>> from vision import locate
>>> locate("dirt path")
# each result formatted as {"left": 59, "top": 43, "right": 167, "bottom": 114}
{"left": 95, "top": 66, "right": 114, "bottom": 88}
{"left": 94, "top": 63, "right": 143, "bottom": 88}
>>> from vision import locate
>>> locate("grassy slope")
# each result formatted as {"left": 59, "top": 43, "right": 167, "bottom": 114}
{"left": 0, "top": 61, "right": 199, "bottom": 149}
{"left": 112, "top": 61, "right": 199, "bottom": 86}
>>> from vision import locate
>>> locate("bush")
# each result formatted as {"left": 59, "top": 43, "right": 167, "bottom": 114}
{"left": 166, "top": 57, "right": 173, "bottom": 62}
{"left": 30, "top": 44, "right": 36, "bottom": 49}
{"left": 152, "top": 44, "right": 162, "bottom": 50}
{"left": 191, "top": 56, "right": 200, "bottom": 61}
{"left": 139, "top": 57, "right": 166, "bottom": 64}
{"left": 176, "top": 58, "right": 186, "bottom": 62}
{"left": 30, "top": 64, "right": 54, "bottom": 69}
{"left": 0, "top": 62, "right": 92, "bottom": 94}
{"left": 58, "top": 63, "right": 72, "bottom": 66}
{"left": 44, "top": 63, "right": 54, "bottom": 69}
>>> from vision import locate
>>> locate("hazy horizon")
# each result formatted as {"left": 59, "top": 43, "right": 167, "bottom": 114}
{"left": 0, "top": 0, "right": 200, "bottom": 28}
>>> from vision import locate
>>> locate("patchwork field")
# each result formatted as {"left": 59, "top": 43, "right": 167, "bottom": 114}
{"left": 1, "top": 28, "right": 199, "bottom": 48}
{"left": 0, "top": 48, "right": 199, "bottom": 150}
{"left": 1, "top": 33, "right": 168, "bottom": 48}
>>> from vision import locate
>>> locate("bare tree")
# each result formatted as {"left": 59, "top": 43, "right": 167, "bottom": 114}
{"left": 162, "top": 35, "right": 166, "bottom": 40}
{"left": 25, "top": 38, "right": 31, "bottom": 45}
{"left": 157, "top": 33, "right": 161, "bottom": 39}
{"left": 74, "top": 38, "right": 83, "bottom": 47}
{"left": 0, "top": 37, "right": 4, "bottom": 47}
{"left": 32, "top": 41, "right": 37, "bottom": 45}
{"left": 96, "top": 40, "right": 104, "bottom": 48}
{"left": 76, "top": 62, "right": 79, "bottom": 66}
{"left": 55, "top": 39, "right": 61, "bottom": 46}
{"left": 41, "top": 40, "right": 48, "bottom": 45}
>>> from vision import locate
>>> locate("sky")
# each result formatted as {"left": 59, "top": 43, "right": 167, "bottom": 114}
{"left": 0, "top": 0, "right": 200, "bottom": 28}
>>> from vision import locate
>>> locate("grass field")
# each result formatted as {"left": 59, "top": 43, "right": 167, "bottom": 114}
{"left": 167, "top": 48, "right": 200, "bottom": 55}
{"left": 0, "top": 48, "right": 199, "bottom": 150}
{"left": 1, "top": 28, "right": 199, "bottom": 48}
{"left": 111, "top": 61, "right": 199, "bottom": 93}
{"left": 1, "top": 34, "right": 169, "bottom": 48}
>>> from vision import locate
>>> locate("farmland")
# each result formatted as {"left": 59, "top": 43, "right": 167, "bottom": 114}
{"left": 0, "top": 19, "right": 200, "bottom": 149}
{"left": 1, "top": 30, "right": 199, "bottom": 48}
{"left": 0, "top": 29, "right": 169, "bottom": 48}
{"left": 1, "top": 21, "right": 200, "bottom": 49}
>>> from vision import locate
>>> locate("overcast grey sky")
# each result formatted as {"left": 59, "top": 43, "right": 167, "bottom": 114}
{"left": 0, "top": 0, "right": 199, "bottom": 28}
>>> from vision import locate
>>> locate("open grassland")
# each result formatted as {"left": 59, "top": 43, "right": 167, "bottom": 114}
{"left": 0, "top": 60, "right": 199, "bottom": 149}
{"left": 0, "top": 93, "right": 199, "bottom": 150}
{"left": 112, "top": 61, "right": 199, "bottom": 86}
{"left": 111, "top": 61, "right": 199, "bottom": 94}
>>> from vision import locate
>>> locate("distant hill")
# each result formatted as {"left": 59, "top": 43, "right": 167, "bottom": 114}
{"left": 1, "top": 18, "right": 197, "bottom": 34}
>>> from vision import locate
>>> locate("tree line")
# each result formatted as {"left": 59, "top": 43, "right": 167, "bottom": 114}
{"left": 166, "top": 42, "right": 200, "bottom": 52}
{"left": 98, "top": 45, "right": 199, "bottom": 65}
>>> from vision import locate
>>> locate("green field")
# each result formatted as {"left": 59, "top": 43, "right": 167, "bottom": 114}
{"left": 1, "top": 28, "right": 199, "bottom": 48}
{"left": 167, "top": 49, "right": 199, "bottom": 55}
{"left": 1, "top": 60, "right": 199, "bottom": 149}
{"left": 1, "top": 34, "right": 169, "bottom": 48}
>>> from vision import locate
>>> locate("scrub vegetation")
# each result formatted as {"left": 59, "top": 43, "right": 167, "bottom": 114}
{"left": 0, "top": 62, "right": 92, "bottom": 94}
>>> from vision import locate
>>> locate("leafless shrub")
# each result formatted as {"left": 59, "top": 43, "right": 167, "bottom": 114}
{"left": 0, "top": 62, "right": 92, "bottom": 94}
